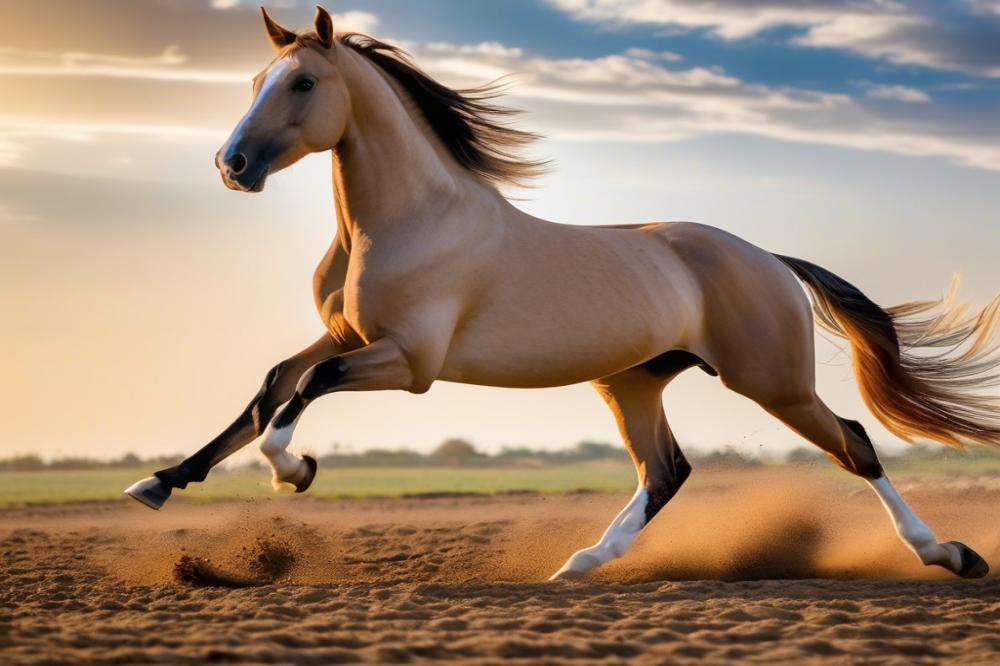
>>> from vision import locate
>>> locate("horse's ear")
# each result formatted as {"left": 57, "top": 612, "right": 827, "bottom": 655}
{"left": 261, "top": 7, "right": 296, "bottom": 50}
{"left": 314, "top": 6, "right": 335, "bottom": 49}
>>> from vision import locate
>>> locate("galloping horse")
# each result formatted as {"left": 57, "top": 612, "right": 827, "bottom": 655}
{"left": 126, "top": 6, "right": 1000, "bottom": 581}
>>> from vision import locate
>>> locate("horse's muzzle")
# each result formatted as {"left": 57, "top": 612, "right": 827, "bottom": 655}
{"left": 216, "top": 148, "right": 271, "bottom": 193}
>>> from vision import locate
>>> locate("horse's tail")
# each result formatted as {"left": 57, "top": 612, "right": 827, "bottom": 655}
{"left": 775, "top": 254, "right": 1000, "bottom": 448}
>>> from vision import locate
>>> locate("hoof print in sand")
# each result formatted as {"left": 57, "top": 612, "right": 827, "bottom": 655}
{"left": 173, "top": 539, "right": 295, "bottom": 588}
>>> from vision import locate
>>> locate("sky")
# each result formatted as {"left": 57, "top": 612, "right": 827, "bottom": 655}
{"left": 1, "top": 0, "right": 998, "bottom": 463}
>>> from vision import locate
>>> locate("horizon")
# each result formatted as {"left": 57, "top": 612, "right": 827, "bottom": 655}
{"left": 3, "top": 1, "right": 999, "bottom": 464}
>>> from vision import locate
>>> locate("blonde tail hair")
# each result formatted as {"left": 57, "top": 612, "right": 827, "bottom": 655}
{"left": 777, "top": 255, "right": 1000, "bottom": 448}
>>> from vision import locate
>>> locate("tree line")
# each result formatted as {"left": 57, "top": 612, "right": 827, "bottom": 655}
{"left": 3, "top": 438, "right": 998, "bottom": 472}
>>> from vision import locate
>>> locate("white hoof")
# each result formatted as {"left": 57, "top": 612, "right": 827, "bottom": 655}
{"left": 549, "top": 568, "right": 588, "bottom": 582}
{"left": 124, "top": 476, "right": 172, "bottom": 510}
{"left": 271, "top": 455, "right": 318, "bottom": 493}
{"left": 549, "top": 552, "right": 601, "bottom": 581}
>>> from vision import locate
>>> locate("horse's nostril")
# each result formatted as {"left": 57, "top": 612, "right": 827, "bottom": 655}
{"left": 227, "top": 152, "right": 248, "bottom": 175}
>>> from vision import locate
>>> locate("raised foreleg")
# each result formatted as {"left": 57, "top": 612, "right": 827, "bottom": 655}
{"left": 257, "top": 337, "right": 418, "bottom": 489}
{"left": 124, "top": 334, "right": 347, "bottom": 509}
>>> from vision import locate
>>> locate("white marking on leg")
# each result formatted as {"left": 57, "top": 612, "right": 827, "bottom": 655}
{"left": 867, "top": 476, "right": 959, "bottom": 570}
{"left": 550, "top": 485, "right": 648, "bottom": 580}
{"left": 259, "top": 403, "right": 307, "bottom": 489}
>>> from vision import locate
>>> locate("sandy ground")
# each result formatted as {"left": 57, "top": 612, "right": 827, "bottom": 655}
{"left": 2, "top": 467, "right": 999, "bottom": 665}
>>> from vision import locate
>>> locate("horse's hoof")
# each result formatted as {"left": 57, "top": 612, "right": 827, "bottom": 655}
{"left": 124, "top": 476, "right": 172, "bottom": 510}
{"left": 549, "top": 569, "right": 587, "bottom": 582}
{"left": 946, "top": 541, "right": 990, "bottom": 579}
{"left": 294, "top": 455, "right": 318, "bottom": 493}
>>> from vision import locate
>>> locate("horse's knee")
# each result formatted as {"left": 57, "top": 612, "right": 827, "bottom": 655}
{"left": 298, "top": 357, "right": 348, "bottom": 400}
{"left": 250, "top": 361, "right": 289, "bottom": 434}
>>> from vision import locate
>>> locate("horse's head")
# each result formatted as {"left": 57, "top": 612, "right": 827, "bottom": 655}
{"left": 216, "top": 6, "right": 349, "bottom": 192}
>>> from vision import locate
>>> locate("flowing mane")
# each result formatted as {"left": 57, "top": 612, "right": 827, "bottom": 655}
{"left": 300, "top": 32, "right": 549, "bottom": 187}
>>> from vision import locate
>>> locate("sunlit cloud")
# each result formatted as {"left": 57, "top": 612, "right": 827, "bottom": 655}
{"left": 331, "top": 10, "right": 380, "bottom": 34}
{"left": 549, "top": 0, "right": 1000, "bottom": 77}
{"left": 0, "top": 117, "right": 225, "bottom": 141}
{"left": 0, "top": 45, "right": 248, "bottom": 82}
{"left": 1, "top": 12, "right": 997, "bottom": 176}
{"left": 0, "top": 137, "right": 24, "bottom": 168}
{"left": 548, "top": 0, "right": 904, "bottom": 40}
{"left": 0, "top": 204, "right": 38, "bottom": 223}
{"left": 0, "top": 45, "right": 187, "bottom": 67}
{"left": 0, "top": 117, "right": 226, "bottom": 169}
{"left": 411, "top": 42, "right": 1000, "bottom": 171}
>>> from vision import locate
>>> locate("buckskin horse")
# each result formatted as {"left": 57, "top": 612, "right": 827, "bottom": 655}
{"left": 126, "top": 6, "right": 999, "bottom": 581}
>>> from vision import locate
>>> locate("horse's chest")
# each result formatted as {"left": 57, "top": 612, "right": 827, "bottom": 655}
{"left": 339, "top": 270, "right": 408, "bottom": 340}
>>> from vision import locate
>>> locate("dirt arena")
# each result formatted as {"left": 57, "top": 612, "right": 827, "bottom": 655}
{"left": 2, "top": 467, "right": 998, "bottom": 664}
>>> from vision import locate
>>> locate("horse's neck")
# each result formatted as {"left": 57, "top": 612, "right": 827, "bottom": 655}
{"left": 331, "top": 47, "right": 484, "bottom": 242}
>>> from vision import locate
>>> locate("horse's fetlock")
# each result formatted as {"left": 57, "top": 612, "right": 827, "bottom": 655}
{"left": 259, "top": 428, "right": 291, "bottom": 457}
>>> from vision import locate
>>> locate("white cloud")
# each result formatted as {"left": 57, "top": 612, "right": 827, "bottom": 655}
{"left": 549, "top": 0, "right": 1000, "bottom": 77}
{"left": 409, "top": 42, "right": 1000, "bottom": 171}
{"left": 426, "top": 42, "right": 525, "bottom": 58}
{"left": 0, "top": 204, "right": 37, "bottom": 223}
{"left": 0, "top": 136, "right": 25, "bottom": 168}
{"left": 1, "top": 34, "right": 997, "bottom": 174}
{"left": 333, "top": 11, "right": 380, "bottom": 34}
{"left": 549, "top": 0, "right": 892, "bottom": 40}
{"left": 865, "top": 84, "right": 931, "bottom": 103}
{"left": 0, "top": 45, "right": 188, "bottom": 67}
{"left": 969, "top": 0, "right": 1000, "bottom": 15}
{"left": 625, "top": 47, "right": 684, "bottom": 62}
{"left": 0, "top": 118, "right": 225, "bottom": 141}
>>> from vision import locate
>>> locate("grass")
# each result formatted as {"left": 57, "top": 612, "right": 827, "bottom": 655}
{"left": 2, "top": 453, "right": 997, "bottom": 508}
{"left": 0, "top": 461, "right": 638, "bottom": 508}
{"left": 882, "top": 454, "right": 1000, "bottom": 476}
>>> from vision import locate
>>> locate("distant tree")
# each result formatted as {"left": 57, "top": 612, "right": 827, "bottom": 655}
{"left": 431, "top": 438, "right": 478, "bottom": 464}
{"left": 699, "top": 446, "right": 761, "bottom": 468}
{"left": 785, "top": 447, "right": 824, "bottom": 464}
{"left": 115, "top": 453, "right": 142, "bottom": 468}
{"left": 574, "top": 440, "right": 623, "bottom": 460}
{"left": 0, "top": 455, "right": 45, "bottom": 472}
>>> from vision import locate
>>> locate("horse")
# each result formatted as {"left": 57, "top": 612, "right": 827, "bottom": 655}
{"left": 126, "top": 6, "right": 1000, "bottom": 581}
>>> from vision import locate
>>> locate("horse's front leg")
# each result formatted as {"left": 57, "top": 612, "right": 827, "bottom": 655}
{"left": 259, "top": 336, "right": 418, "bottom": 490}
{"left": 124, "top": 334, "right": 346, "bottom": 509}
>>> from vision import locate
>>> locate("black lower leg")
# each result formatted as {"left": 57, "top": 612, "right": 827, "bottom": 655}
{"left": 836, "top": 417, "right": 884, "bottom": 479}
{"left": 644, "top": 447, "right": 692, "bottom": 523}
{"left": 155, "top": 362, "right": 287, "bottom": 489}
{"left": 271, "top": 357, "right": 348, "bottom": 429}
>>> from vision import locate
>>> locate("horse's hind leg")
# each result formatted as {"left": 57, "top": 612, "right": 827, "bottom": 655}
{"left": 550, "top": 363, "right": 692, "bottom": 580}
{"left": 751, "top": 390, "right": 989, "bottom": 578}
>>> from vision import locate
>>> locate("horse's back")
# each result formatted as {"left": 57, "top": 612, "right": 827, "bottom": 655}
{"left": 440, "top": 218, "right": 809, "bottom": 389}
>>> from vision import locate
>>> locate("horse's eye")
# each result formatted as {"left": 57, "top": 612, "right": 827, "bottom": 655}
{"left": 292, "top": 78, "right": 315, "bottom": 93}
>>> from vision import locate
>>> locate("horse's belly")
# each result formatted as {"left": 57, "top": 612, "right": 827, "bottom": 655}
{"left": 439, "top": 278, "right": 695, "bottom": 388}
{"left": 439, "top": 339, "right": 667, "bottom": 388}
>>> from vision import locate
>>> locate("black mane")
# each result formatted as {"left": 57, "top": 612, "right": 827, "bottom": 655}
{"left": 335, "top": 33, "right": 549, "bottom": 187}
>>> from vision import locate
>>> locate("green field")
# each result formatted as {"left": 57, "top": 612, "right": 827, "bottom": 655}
{"left": 0, "top": 461, "right": 638, "bottom": 507}
{"left": 1, "top": 454, "right": 997, "bottom": 508}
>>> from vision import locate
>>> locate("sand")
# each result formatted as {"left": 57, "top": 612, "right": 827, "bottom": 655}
{"left": 2, "top": 467, "right": 999, "bottom": 664}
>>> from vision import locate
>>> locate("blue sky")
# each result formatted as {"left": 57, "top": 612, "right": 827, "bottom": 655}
{"left": 1, "top": 1, "right": 998, "bottom": 461}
